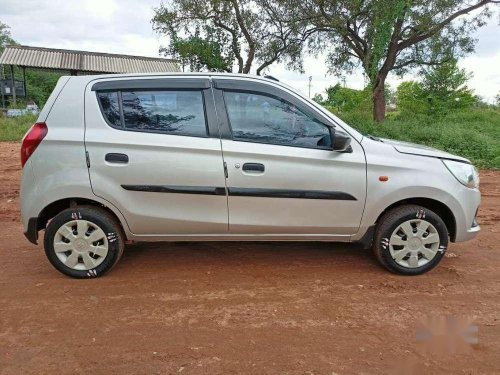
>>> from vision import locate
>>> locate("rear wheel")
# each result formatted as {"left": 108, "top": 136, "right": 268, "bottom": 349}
{"left": 373, "top": 205, "right": 448, "bottom": 275}
{"left": 44, "top": 206, "right": 124, "bottom": 278}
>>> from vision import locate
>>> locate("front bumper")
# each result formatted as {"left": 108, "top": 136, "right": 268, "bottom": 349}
{"left": 458, "top": 224, "right": 480, "bottom": 242}
{"left": 453, "top": 186, "right": 480, "bottom": 242}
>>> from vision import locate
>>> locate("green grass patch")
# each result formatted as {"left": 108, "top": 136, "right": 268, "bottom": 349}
{"left": 336, "top": 108, "right": 500, "bottom": 169}
{"left": 0, "top": 115, "right": 36, "bottom": 142}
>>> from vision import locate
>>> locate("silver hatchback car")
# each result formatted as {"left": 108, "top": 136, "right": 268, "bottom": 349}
{"left": 20, "top": 73, "right": 480, "bottom": 278}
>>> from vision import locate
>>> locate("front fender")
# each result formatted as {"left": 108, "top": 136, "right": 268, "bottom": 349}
{"left": 360, "top": 185, "right": 462, "bottom": 229}
{"left": 353, "top": 141, "right": 479, "bottom": 242}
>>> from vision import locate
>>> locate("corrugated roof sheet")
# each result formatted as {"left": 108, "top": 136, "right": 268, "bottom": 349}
{"left": 0, "top": 45, "right": 179, "bottom": 73}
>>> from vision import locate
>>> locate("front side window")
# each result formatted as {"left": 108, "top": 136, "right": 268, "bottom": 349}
{"left": 96, "top": 89, "right": 207, "bottom": 137}
{"left": 224, "top": 91, "right": 332, "bottom": 149}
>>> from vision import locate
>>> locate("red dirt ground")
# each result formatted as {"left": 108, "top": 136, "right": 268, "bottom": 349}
{"left": 0, "top": 141, "right": 499, "bottom": 374}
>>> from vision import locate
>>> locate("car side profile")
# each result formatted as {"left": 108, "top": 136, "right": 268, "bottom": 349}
{"left": 20, "top": 73, "right": 480, "bottom": 278}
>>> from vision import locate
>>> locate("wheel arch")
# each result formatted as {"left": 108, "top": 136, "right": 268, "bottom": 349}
{"left": 375, "top": 197, "right": 457, "bottom": 242}
{"left": 36, "top": 197, "right": 130, "bottom": 241}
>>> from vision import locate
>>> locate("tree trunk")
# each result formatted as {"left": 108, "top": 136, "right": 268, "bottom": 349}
{"left": 242, "top": 46, "right": 255, "bottom": 74}
{"left": 372, "top": 75, "right": 387, "bottom": 122}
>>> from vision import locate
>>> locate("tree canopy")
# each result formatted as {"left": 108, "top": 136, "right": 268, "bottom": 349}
{"left": 153, "top": 1, "right": 498, "bottom": 121}
{"left": 396, "top": 58, "right": 476, "bottom": 115}
{"left": 0, "top": 21, "right": 16, "bottom": 53}
{"left": 152, "top": 0, "right": 317, "bottom": 75}
{"left": 165, "top": 28, "right": 234, "bottom": 72}
{"left": 293, "top": 0, "right": 498, "bottom": 121}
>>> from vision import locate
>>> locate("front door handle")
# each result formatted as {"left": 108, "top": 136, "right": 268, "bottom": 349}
{"left": 242, "top": 163, "right": 265, "bottom": 173}
{"left": 105, "top": 153, "right": 129, "bottom": 164}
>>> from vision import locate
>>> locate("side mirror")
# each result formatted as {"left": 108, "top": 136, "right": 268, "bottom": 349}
{"left": 330, "top": 128, "right": 352, "bottom": 152}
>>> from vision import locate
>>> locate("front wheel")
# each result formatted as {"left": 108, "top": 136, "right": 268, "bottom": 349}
{"left": 373, "top": 205, "right": 449, "bottom": 275}
{"left": 44, "top": 206, "right": 125, "bottom": 278}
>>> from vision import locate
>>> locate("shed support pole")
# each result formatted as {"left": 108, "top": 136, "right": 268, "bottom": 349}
{"left": 1, "top": 65, "right": 5, "bottom": 109}
{"left": 10, "top": 65, "right": 16, "bottom": 106}
{"left": 22, "top": 66, "right": 27, "bottom": 100}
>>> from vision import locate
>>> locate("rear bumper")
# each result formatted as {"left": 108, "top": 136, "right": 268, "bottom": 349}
{"left": 23, "top": 217, "right": 39, "bottom": 245}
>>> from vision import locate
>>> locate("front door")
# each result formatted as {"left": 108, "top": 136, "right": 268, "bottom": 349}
{"left": 213, "top": 79, "right": 366, "bottom": 236}
{"left": 84, "top": 77, "right": 228, "bottom": 235}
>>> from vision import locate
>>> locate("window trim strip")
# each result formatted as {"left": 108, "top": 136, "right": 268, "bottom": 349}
{"left": 91, "top": 78, "right": 210, "bottom": 91}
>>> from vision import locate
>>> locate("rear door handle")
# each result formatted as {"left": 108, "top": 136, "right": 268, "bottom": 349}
{"left": 105, "top": 153, "right": 129, "bottom": 164}
{"left": 242, "top": 163, "right": 265, "bottom": 173}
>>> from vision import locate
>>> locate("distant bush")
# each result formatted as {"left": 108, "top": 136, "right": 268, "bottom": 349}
{"left": 23, "top": 70, "right": 63, "bottom": 107}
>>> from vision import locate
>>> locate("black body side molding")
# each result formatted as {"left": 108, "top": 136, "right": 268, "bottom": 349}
{"left": 121, "top": 185, "right": 356, "bottom": 201}
{"left": 122, "top": 185, "right": 227, "bottom": 195}
{"left": 227, "top": 188, "right": 356, "bottom": 200}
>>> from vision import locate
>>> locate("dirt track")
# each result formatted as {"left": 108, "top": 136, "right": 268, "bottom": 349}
{"left": 0, "top": 141, "right": 499, "bottom": 374}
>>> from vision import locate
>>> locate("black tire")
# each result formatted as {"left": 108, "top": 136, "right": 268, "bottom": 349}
{"left": 373, "top": 204, "right": 449, "bottom": 275}
{"left": 44, "top": 205, "right": 125, "bottom": 278}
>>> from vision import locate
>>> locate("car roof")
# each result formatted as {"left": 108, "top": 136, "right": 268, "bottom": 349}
{"left": 69, "top": 72, "right": 300, "bottom": 100}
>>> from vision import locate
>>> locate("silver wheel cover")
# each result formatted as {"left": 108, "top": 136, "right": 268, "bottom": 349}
{"left": 53, "top": 220, "right": 109, "bottom": 271}
{"left": 388, "top": 219, "right": 440, "bottom": 268}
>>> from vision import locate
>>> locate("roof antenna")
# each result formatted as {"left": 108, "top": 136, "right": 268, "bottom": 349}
{"left": 264, "top": 75, "right": 279, "bottom": 82}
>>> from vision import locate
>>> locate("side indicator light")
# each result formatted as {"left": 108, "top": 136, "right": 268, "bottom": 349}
{"left": 379, "top": 176, "right": 389, "bottom": 182}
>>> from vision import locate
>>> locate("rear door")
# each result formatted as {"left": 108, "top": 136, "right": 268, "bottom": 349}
{"left": 212, "top": 78, "right": 366, "bottom": 236}
{"left": 84, "top": 77, "right": 228, "bottom": 235}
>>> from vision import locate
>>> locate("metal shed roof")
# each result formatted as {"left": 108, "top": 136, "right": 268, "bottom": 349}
{"left": 0, "top": 45, "right": 179, "bottom": 74}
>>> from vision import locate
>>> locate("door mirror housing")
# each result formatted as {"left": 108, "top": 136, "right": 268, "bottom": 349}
{"left": 330, "top": 128, "right": 352, "bottom": 152}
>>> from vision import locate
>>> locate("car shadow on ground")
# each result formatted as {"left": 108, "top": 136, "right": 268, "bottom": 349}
{"left": 119, "top": 241, "right": 382, "bottom": 274}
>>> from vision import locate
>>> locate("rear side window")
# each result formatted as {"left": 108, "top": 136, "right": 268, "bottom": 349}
{"left": 96, "top": 90, "right": 208, "bottom": 137}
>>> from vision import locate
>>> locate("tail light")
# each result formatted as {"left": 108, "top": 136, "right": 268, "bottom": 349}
{"left": 21, "top": 122, "right": 48, "bottom": 167}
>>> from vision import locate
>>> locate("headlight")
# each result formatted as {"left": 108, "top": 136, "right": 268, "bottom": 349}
{"left": 442, "top": 159, "right": 479, "bottom": 189}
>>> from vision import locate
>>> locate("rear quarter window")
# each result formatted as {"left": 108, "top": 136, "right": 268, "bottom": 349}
{"left": 97, "top": 92, "right": 121, "bottom": 127}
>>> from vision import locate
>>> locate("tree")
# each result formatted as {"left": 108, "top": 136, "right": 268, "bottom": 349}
{"left": 396, "top": 59, "right": 475, "bottom": 115}
{"left": 152, "top": 0, "right": 317, "bottom": 75}
{"left": 0, "top": 21, "right": 16, "bottom": 53}
{"left": 421, "top": 58, "right": 476, "bottom": 112}
{"left": 295, "top": 0, "right": 498, "bottom": 121}
{"left": 395, "top": 81, "right": 427, "bottom": 115}
{"left": 312, "top": 93, "right": 324, "bottom": 103}
{"left": 164, "top": 27, "right": 234, "bottom": 72}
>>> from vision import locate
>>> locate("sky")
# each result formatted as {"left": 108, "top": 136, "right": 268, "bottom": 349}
{"left": 2, "top": 0, "right": 499, "bottom": 102}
